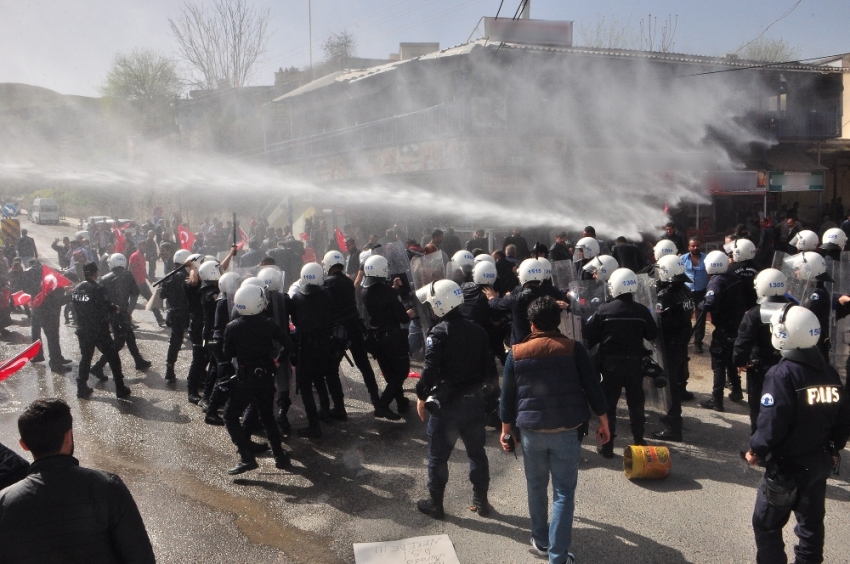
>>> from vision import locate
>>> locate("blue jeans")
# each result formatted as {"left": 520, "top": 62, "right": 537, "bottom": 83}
{"left": 521, "top": 428, "right": 581, "bottom": 564}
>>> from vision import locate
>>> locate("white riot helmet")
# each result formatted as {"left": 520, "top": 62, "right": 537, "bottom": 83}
{"left": 186, "top": 253, "right": 203, "bottom": 265}
{"left": 257, "top": 266, "right": 282, "bottom": 292}
{"left": 518, "top": 258, "right": 546, "bottom": 285}
{"left": 704, "top": 250, "right": 729, "bottom": 275}
{"left": 107, "top": 253, "right": 127, "bottom": 270}
{"left": 537, "top": 257, "right": 553, "bottom": 280}
{"left": 451, "top": 250, "right": 475, "bottom": 269}
{"left": 299, "top": 262, "right": 324, "bottom": 294}
{"left": 322, "top": 250, "right": 345, "bottom": 274}
{"left": 770, "top": 304, "right": 820, "bottom": 351}
{"left": 792, "top": 251, "right": 832, "bottom": 282}
{"left": 362, "top": 255, "right": 389, "bottom": 287}
{"left": 204, "top": 255, "right": 217, "bottom": 263}
{"left": 790, "top": 230, "right": 819, "bottom": 252}
{"left": 725, "top": 238, "right": 756, "bottom": 262}
{"left": 173, "top": 249, "right": 191, "bottom": 265}
{"left": 472, "top": 261, "right": 497, "bottom": 285}
{"left": 656, "top": 255, "right": 687, "bottom": 283}
{"left": 754, "top": 268, "right": 787, "bottom": 300}
{"left": 607, "top": 268, "right": 638, "bottom": 298}
{"left": 415, "top": 279, "right": 463, "bottom": 318}
{"left": 474, "top": 254, "right": 496, "bottom": 266}
{"left": 198, "top": 260, "right": 222, "bottom": 282}
{"left": 233, "top": 284, "right": 267, "bottom": 316}
{"left": 822, "top": 227, "right": 848, "bottom": 250}
{"left": 218, "top": 272, "right": 240, "bottom": 296}
{"left": 242, "top": 277, "right": 265, "bottom": 288}
{"left": 582, "top": 255, "right": 619, "bottom": 281}
{"left": 574, "top": 237, "right": 600, "bottom": 260}
{"left": 653, "top": 240, "right": 678, "bottom": 261}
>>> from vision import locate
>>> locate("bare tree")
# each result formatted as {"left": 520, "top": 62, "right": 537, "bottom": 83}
{"left": 639, "top": 14, "right": 677, "bottom": 53}
{"left": 577, "top": 16, "right": 639, "bottom": 50}
{"left": 100, "top": 49, "right": 183, "bottom": 100}
{"left": 737, "top": 37, "right": 801, "bottom": 62}
{"left": 322, "top": 31, "right": 357, "bottom": 61}
{"left": 169, "top": 0, "right": 271, "bottom": 89}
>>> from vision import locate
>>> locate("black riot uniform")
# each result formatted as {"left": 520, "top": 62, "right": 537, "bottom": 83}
{"left": 700, "top": 271, "right": 746, "bottom": 410}
{"left": 584, "top": 292, "right": 658, "bottom": 454}
{"left": 255, "top": 290, "right": 296, "bottom": 432}
{"left": 203, "top": 290, "right": 234, "bottom": 425}
{"left": 194, "top": 281, "right": 221, "bottom": 406}
{"left": 749, "top": 347, "right": 850, "bottom": 564}
{"left": 804, "top": 280, "right": 831, "bottom": 360}
{"left": 160, "top": 267, "right": 190, "bottom": 381}
{"left": 72, "top": 263, "right": 129, "bottom": 398}
{"left": 362, "top": 279, "right": 411, "bottom": 418}
{"left": 92, "top": 266, "right": 149, "bottom": 376}
{"left": 652, "top": 278, "right": 694, "bottom": 440}
{"left": 184, "top": 277, "right": 209, "bottom": 403}
{"left": 734, "top": 297, "right": 789, "bottom": 433}
{"left": 415, "top": 308, "right": 495, "bottom": 518}
{"left": 222, "top": 313, "right": 291, "bottom": 473}
{"left": 731, "top": 259, "right": 759, "bottom": 311}
{"left": 461, "top": 281, "right": 508, "bottom": 366}
{"left": 488, "top": 282, "right": 565, "bottom": 346}
{"left": 290, "top": 283, "right": 342, "bottom": 436}
{"left": 324, "top": 270, "right": 380, "bottom": 404}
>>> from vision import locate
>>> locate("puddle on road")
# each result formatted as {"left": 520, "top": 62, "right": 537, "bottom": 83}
{"left": 88, "top": 451, "right": 345, "bottom": 564}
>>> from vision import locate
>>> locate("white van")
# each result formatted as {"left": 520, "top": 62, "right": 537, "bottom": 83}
{"left": 30, "top": 198, "right": 60, "bottom": 224}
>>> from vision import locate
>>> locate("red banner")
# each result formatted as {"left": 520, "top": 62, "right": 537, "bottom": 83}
{"left": 113, "top": 225, "right": 126, "bottom": 253}
{"left": 32, "top": 266, "right": 73, "bottom": 308}
{"left": 335, "top": 227, "right": 346, "bottom": 252}
{"left": 178, "top": 224, "right": 195, "bottom": 251}
{"left": 235, "top": 228, "right": 249, "bottom": 250}
{"left": 0, "top": 340, "right": 42, "bottom": 382}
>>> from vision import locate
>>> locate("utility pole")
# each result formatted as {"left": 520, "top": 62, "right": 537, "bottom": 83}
{"left": 308, "top": 0, "right": 313, "bottom": 78}
{"left": 521, "top": 0, "right": 530, "bottom": 19}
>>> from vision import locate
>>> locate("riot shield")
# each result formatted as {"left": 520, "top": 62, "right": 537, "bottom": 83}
{"left": 634, "top": 274, "right": 671, "bottom": 412}
{"left": 552, "top": 260, "right": 581, "bottom": 341}
{"left": 409, "top": 251, "right": 445, "bottom": 336}
{"left": 776, "top": 251, "right": 815, "bottom": 305}
{"left": 567, "top": 279, "right": 606, "bottom": 322}
{"left": 384, "top": 241, "right": 411, "bottom": 278}
{"left": 445, "top": 259, "right": 469, "bottom": 286}
{"left": 830, "top": 253, "right": 850, "bottom": 386}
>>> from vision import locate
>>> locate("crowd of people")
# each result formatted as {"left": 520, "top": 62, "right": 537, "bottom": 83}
{"left": 2, "top": 209, "right": 850, "bottom": 564}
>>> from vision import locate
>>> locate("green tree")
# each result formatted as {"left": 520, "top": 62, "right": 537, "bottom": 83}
{"left": 100, "top": 49, "right": 183, "bottom": 100}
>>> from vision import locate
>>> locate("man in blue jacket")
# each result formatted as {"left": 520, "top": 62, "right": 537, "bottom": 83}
{"left": 501, "top": 296, "right": 610, "bottom": 564}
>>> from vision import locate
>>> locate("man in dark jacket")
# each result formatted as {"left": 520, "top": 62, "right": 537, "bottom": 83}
{"left": 660, "top": 222, "right": 687, "bottom": 255}
{"left": 502, "top": 228, "right": 530, "bottom": 261}
{"left": 500, "top": 296, "right": 609, "bottom": 563}
{"left": 465, "top": 229, "right": 490, "bottom": 254}
{"left": 0, "top": 443, "right": 29, "bottom": 491}
{"left": 0, "top": 398, "right": 155, "bottom": 563}
{"left": 611, "top": 236, "right": 646, "bottom": 272}
{"left": 548, "top": 231, "right": 572, "bottom": 262}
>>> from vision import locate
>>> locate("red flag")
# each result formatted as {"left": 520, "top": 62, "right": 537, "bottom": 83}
{"left": 0, "top": 340, "right": 42, "bottom": 382}
{"left": 178, "top": 224, "right": 195, "bottom": 251}
{"left": 11, "top": 291, "right": 30, "bottom": 307}
{"left": 113, "top": 225, "right": 126, "bottom": 253}
{"left": 32, "top": 265, "right": 73, "bottom": 308}
{"left": 235, "top": 228, "right": 249, "bottom": 250}
{"left": 334, "top": 227, "right": 346, "bottom": 251}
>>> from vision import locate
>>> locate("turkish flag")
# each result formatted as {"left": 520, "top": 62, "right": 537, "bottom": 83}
{"left": 0, "top": 340, "right": 42, "bottom": 382}
{"left": 32, "top": 265, "right": 73, "bottom": 308}
{"left": 11, "top": 291, "right": 30, "bottom": 307}
{"left": 235, "top": 228, "right": 249, "bottom": 250}
{"left": 335, "top": 227, "right": 346, "bottom": 252}
{"left": 113, "top": 225, "right": 126, "bottom": 253}
{"left": 178, "top": 224, "right": 195, "bottom": 251}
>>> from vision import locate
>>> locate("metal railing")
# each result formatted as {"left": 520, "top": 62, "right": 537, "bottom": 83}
{"left": 757, "top": 109, "right": 842, "bottom": 140}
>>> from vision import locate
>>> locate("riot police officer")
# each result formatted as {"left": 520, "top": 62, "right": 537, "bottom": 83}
{"left": 793, "top": 252, "right": 834, "bottom": 360}
{"left": 72, "top": 262, "right": 130, "bottom": 399}
{"left": 290, "top": 262, "right": 342, "bottom": 438}
{"left": 184, "top": 254, "right": 213, "bottom": 405}
{"left": 573, "top": 237, "right": 600, "bottom": 280}
{"left": 203, "top": 271, "right": 240, "bottom": 426}
{"left": 461, "top": 261, "right": 507, "bottom": 365}
{"left": 222, "top": 284, "right": 291, "bottom": 474}
{"left": 652, "top": 255, "right": 694, "bottom": 442}
{"left": 90, "top": 253, "right": 151, "bottom": 380}
{"left": 160, "top": 249, "right": 192, "bottom": 382}
{"left": 733, "top": 268, "right": 789, "bottom": 433}
{"left": 728, "top": 238, "right": 759, "bottom": 311}
{"left": 322, "top": 251, "right": 381, "bottom": 406}
{"left": 818, "top": 227, "right": 846, "bottom": 261}
{"left": 699, "top": 250, "right": 746, "bottom": 411}
{"left": 638, "top": 240, "right": 678, "bottom": 275}
{"left": 415, "top": 279, "right": 495, "bottom": 519}
{"left": 362, "top": 255, "right": 415, "bottom": 421}
{"left": 745, "top": 305, "right": 850, "bottom": 564}
{"left": 584, "top": 268, "right": 658, "bottom": 457}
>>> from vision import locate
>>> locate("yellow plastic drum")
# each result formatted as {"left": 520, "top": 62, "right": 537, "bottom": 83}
{"left": 623, "top": 445, "right": 671, "bottom": 480}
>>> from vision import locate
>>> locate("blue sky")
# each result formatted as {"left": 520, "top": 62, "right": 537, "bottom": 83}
{"left": 2, "top": 0, "right": 848, "bottom": 97}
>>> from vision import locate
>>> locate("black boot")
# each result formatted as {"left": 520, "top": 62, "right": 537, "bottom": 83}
{"left": 204, "top": 408, "right": 225, "bottom": 426}
{"left": 652, "top": 422, "right": 683, "bottom": 442}
{"left": 115, "top": 383, "right": 132, "bottom": 399}
{"left": 632, "top": 434, "right": 647, "bottom": 447}
{"left": 227, "top": 451, "right": 258, "bottom": 475}
{"left": 165, "top": 363, "right": 176, "bottom": 382}
{"left": 272, "top": 445, "right": 290, "bottom": 470}
{"left": 597, "top": 440, "right": 614, "bottom": 459}
{"left": 374, "top": 403, "right": 401, "bottom": 421}
{"left": 417, "top": 489, "right": 445, "bottom": 520}
{"left": 329, "top": 404, "right": 348, "bottom": 422}
{"left": 700, "top": 397, "right": 724, "bottom": 412}
{"left": 472, "top": 489, "right": 490, "bottom": 517}
{"left": 90, "top": 365, "right": 108, "bottom": 381}
{"left": 297, "top": 420, "right": 322, "bottom": 439}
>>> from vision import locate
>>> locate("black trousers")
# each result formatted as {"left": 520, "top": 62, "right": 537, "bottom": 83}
{"left": 753, "top": 454, "right": 833, "bottom": 564}
{"left": 374, "top": 349, "right": 409, "bottom": 408}
{"left": 600, "top": 354, "right": 645, "bottom": 442}
{"left": 710, "top": 331, "right": 740, "bottom": 400}
{"left": 747, "top": 366, "right": 768, "bottom": 434}
{"left": 297, "top": 339, "right": 339, "bottom": 423}
{"left": 77, "top": 332, "right": 123, "bottom": 388}
{"left": 664, "top": 342, "right": 689, "bottom": 422}
{"left": 692, "top": 290, "right": 707, "bottom": 345}
{"left": 345, "top": 322, "right": 379, "bottom": 400}
{"left": 94, "top": 313, "right": 144, "bottom": 370}
{"left": 186, "top": 324, "right": 208, "bottom": 396}
{"left": 32, "top": 310, "right": 62, "bottom": 366}
{"left": 426, "top": 394, "right": 489, "bottom": 494}
{"left": 166, "top": 312, "right": 188, "bottom": 364}
{"left": 223, "top": 368, "right": 283, "bottom": 459}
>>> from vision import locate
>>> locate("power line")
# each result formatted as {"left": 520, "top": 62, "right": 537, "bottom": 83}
{"left": 675, "top": 52, "right": 847, "bottom": 78}
{"left": 734, "top": 0, "right": 804, "bottom": 55}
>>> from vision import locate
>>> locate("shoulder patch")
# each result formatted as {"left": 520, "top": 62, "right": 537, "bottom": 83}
{"left": 705, "top": 290, "right": 714, "bottom": 297}
{"left": 761, "top": 393, "right": 775, "bottom": 407}
{"left": 810, "top": 293, "right": 819, "bottom": 301}
{"left": 426, "top": 336, "right": 433, "bottom": 348}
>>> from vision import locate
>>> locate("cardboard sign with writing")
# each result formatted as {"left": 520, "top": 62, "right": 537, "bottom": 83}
{"left": 353, "top": 534, "right": 460, "bottom": 564}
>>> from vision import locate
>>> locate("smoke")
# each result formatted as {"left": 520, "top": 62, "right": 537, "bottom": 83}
{"left": 0, "top": 42, "right": 777, "bottom": 239}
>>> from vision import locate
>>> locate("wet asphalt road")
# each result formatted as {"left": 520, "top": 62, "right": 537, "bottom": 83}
{"left": 1, "top": 220, "right": 850, "bottom": 564}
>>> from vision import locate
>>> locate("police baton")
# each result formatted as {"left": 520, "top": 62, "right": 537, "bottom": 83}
{"left": 342, "top": 350, "right": 355, "bottom": 367}
{"left": 152, "top": 264, "right": 187, "bottom": 288}
{"left": 232, "top": 213, "right": 237, "bottom": 248}
{"left": 689, "top": 310, "right": 706, "bottom": 338}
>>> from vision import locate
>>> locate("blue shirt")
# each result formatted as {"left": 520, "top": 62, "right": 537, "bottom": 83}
{"left": 684, "top": 252, "right": 707, "bottom": 292}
